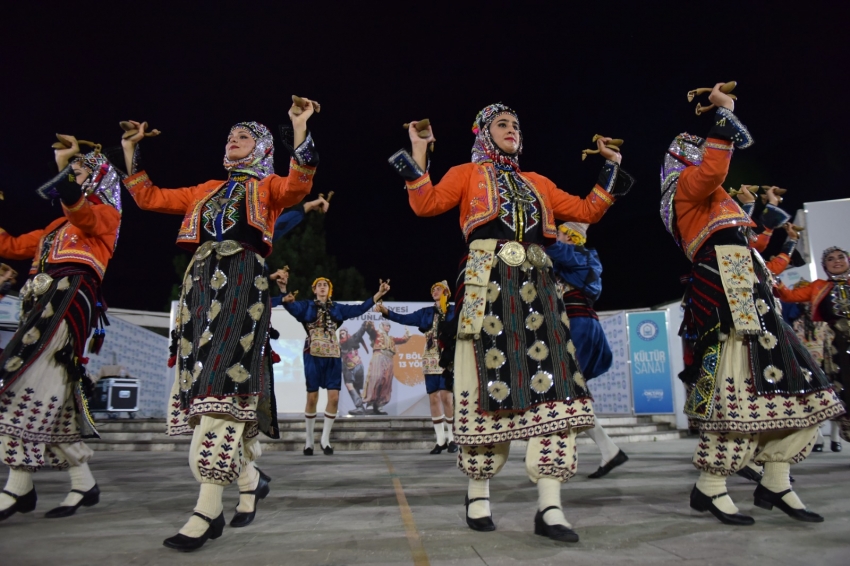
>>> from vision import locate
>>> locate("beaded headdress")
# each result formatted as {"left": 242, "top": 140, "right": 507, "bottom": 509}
{"left": 223, "top": 121, "right": 275, "bottom": 179}
{"left": 659, "top": 133, "right": 706, "bottom": 240}
{"left": 471, "top": 103, "right": 522, "bottom": 170}
{"left": 822, "top": 246, "right": 850, "bottom": 277}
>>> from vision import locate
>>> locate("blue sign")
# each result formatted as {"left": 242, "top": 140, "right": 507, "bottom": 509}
{"left": 627, "top": 311, "right": 674, "bottom": 414}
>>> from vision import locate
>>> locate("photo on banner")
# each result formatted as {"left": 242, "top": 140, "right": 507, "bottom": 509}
{"left": 627, "top": 311, "right": 674, "bottom": 414}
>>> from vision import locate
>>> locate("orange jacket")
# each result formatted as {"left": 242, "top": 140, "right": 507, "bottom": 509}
{"left": 674, "top": 138, "right": 754, "bottom": 261}
{"left": 0, "top": 195, "right": 120, "bottom": 280}
{"left": 775, "top": 279, "right": 834, "bottom": 322}
{"left": 124, "top": 158, "right": 315, "bottom": 255}
{"left": 405, "top": 162, "right": 615, "bottom": 240}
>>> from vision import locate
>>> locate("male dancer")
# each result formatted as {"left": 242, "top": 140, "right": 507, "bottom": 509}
{"left": 274, "top": 273, "right": 390, "bottom": 453}
{"left": 377, "top": 281, "right": 457, "bottom": 453}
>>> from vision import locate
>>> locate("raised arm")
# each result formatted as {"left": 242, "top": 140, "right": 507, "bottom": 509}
{"left": 282, "top": 299, "right": 312, "bottom": 322}
{"left": 404, "top": 164, "right": 470, "bottom": 217}
{"left": 385, "top": 306, "right": 433, "bottom": 329}
{"left": 775, "top": 282, "right": 816, "bottom": 303}
{"left": 336, "top": 297, "right": 376, "bottom": 321}
{"left": 0, "top": 227, "right": 45, "bottom": 260}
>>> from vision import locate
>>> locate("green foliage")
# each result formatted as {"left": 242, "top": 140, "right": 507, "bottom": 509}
{"left": 266, "top": 210, "right": 369, "bottom": 301}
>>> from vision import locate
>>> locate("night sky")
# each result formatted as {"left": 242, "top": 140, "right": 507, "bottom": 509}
{"left": 1, "top": 2, "right": 846, "bottom": 313}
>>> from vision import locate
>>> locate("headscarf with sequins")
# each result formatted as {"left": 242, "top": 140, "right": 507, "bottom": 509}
{"left": 659, "top": 133, "right": 707, "bottom": 245}
{"left": 471, "top": 103, "right": 523, "bottom": 170}
{"left": 822, "top": 246, "right": 850, "bottom": 278}
{"left": 223, "top": 121, "right": 275, "bottom": 179}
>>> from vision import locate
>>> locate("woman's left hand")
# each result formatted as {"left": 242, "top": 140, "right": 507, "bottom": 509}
{"left": 289, "top": 97, "right": 316, "bottom": 129}
{"left": 597, "top": 136, "right": 622, "bottom": 165}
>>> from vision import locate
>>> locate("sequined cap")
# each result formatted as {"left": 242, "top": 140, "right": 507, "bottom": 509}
{"left": 223, "top": 121, "right": 275, "bottom": 179}
{"left": 471, "top": 103, "right": 522, "bottom": 170}
{"left": 659, "top": 133, "right": 705, "bottom": 240}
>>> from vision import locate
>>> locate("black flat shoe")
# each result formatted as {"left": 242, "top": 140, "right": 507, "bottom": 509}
{"left": 430, "top": 442, "right": 448, "bottom": 454}
{"left": 588, "top": 450, "right": 629, "bottom": 479}
{"left": 689, "top": 486, "right": 754, "bottom": 525}
{"left": 736, "top": 466, "right": 763, "bottom": 483}
{"left": 447, "top": 441, "right": 459, "bottom": 453}
{"left": 45, "top": 484, "right": 100, "bottom": 518}
{"left": 0, "top": 488, "right": 37, "bottom": 522}
{"left": 464, "top": 495, "right": 496, "bottom": 532}
{"left": 163, "top": 512, "right": 225, "bottom": 552}
{"left": 534, "top": 506, "right": 579, "bottom": 543}
{"left": 753, "top": 484, "right": 824, "bottom": 522}
{"left": 812, "top": 443, "right": 824, "bottom": 453}
{"left": 321, "top": 443, "right": 334, "bottom": 456}
{"left": 831, "top": 441, "right": 842, "bottom": 453}
{"left": 303, "top": 447, "right": 314, "bottom": 456}
{"left": 230, "top": 469, "right": 271, "bottom": 528}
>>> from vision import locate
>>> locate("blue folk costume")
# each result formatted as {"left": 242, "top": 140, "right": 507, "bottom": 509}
{"left": 547, "top": 224, "right": 612, "bottom": 380}
{"left": 275, "top": 284, "right": 375, "bottom": 392}
{"left": 383, "top": 282, "right": 456, "bottom": 394}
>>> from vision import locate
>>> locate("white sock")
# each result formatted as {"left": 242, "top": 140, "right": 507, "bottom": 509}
{"left": 0, "top": 469, "right": 33, "bottom": 511}
{"left": 466, "top": 479, "right": 491, "bottom": 519}
{"left": 321, "top": 412, "right": 337, "bottom": 448}
{"left": 236, "top": 462, "right": 260, "bottom": 513}
{"left": 433, "top": 416, "right": 446, "bottom": 446}
{"left": 60, "top": 463, "right": 96, "bottom": 507}
{"left": 695, "top": 471, "right": 739, "bottom": 514}
{"left": 831, "top": 421, "right": 841, "bottom": 442}
{"left": 537, "top": 477, "right": 570, "bottom": 527}
{"left": 305, "top": 413, "right": 316, "bottom": 449}
{"left": 816, "top": 427, "right": 825, "bottom": 445}
{"left": 761, "top": 462, "right": 805, "bottom": 509}
{"left": 584, "top": 420, "right": 619, "bottom": 467}
{"left": 445, "top": 417, "right": 455, "bottom": 443}
{"left": 179, "top": 483, "right": 224, "bottom": 537}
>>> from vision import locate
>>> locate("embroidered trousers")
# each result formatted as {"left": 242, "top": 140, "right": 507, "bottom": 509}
{"left": 457, "top": 430, "right": 578, "bottom": 483}
{"left": 188, "top": 415, "right": 261, "bottom": 486}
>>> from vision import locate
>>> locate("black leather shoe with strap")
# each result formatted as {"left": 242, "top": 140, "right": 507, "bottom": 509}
{"left": 464, "top": 495, "right": 496, "bottom": 531}
{"left": 587, "top": 450, "right": 629, "bottom": 479}
{"left": 163, "top": 512, "right": 225, "bottom": 552}
{"left": 689, "top": 485, "right": 755, "bottom": 525}
{"left": 753, "top": 484, "right": 824, "bottom": 522}
{"left": 45, "top": 484, "right": 100, "bottom": 518}
{"left": 230, "top": 468, "right": 271, "bottom": 528}
{"left": 0, "top": 488, "right": 37, "bottom": 522}
{"left": 429, "top": 443, "right": 447, "bottom": 454}
{"left": 534, "top": 506, "right": 579, "bottom": 543}
{"left": 831, "top": 441, "right": 842, "bottom": 453}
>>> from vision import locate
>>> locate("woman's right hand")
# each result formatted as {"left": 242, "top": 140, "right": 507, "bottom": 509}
{"left": 708, "top": 83, "right": 735, "bottom": 112}
{"left": 121, "top": 120, "right": 147, "bottom": 151}
{"left": 408, "top": 121, "right": 434, "bottom": 172}
{"left": 54, "top": 135, "right": 81, "bottom": 170}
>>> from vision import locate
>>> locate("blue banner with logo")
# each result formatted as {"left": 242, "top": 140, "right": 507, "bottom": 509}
{"left": 627, "top": 311, "right": 674, "bottom": 414}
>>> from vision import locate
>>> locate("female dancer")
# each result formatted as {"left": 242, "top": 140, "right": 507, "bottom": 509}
{"left": 376, "top": 280, "right": 457, "bottom": 454}
{"left": 273, "top": 273, "right": 390, "bottom": 454}
{"left": 0, "top": 136, "right": 121, "bottom": 521}
{"left": 661, "top": 84, "right": 843, "bottom": 526}
{"left": 120, "top": 99, "right": 318, "bottom": 551}
{"left": 548, "top": 223, "right": 628, "bottom": 478}
{"left": 390, "top": 103, "right": 633, "bottom": 542}
{"left": 776, "top": 247, "right": 850, "bottom": 446}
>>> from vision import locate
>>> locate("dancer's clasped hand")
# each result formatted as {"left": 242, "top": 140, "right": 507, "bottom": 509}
{"left": 373, "top": 279, "right": 391, "bottom": 303}
{"left": 596, "top": 136, "right": 622, "bottom": 165}
{"left": 708, "top": 82, "right": 735, "bottom": 112}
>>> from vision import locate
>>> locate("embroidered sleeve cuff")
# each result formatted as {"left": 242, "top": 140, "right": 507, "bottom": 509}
{"left": 707, "top": 107, "right": 754, "bottom": 149}
{"left": 760, "top": 203, "right": 792, "bottom": 230}
{"left": 780, "top": 237, "right": 797, "bottom": 256}
{"left": 405, "top": 173, "right": 431, "bottom": 191}
{"left": 591, "top": 185, "right": 615, "bottom": 206}
{"left": 596, "top": 160, "right": 634, "bottom": 197}
{"left": 741, "top": 202, "right": 755, "bottom": 216}
{"left": 124, "top": 170, "right": 151, "bottom": 195}
{"left": 289, "top": 159, "right": 316, "bottom": 177}
{"left": 293, "top": 132, "right": 319, "bottom": 167}
{"left": 62, "top": 194, "right": 87, "bottom": 213}
{"left": 388, "top": 148, "right": 427, "bottom": 181}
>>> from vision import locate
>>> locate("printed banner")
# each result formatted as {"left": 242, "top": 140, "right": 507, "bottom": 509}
{"left": 588, "top": 311, "right": 632, "bottom": 414}
{"left": 627, "top": 311, "right": 674, "bottom": 414}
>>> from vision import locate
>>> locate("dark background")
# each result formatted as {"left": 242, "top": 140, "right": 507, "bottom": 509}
{"left": 1, "top": 1, "right": 846, "bottom": 312}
